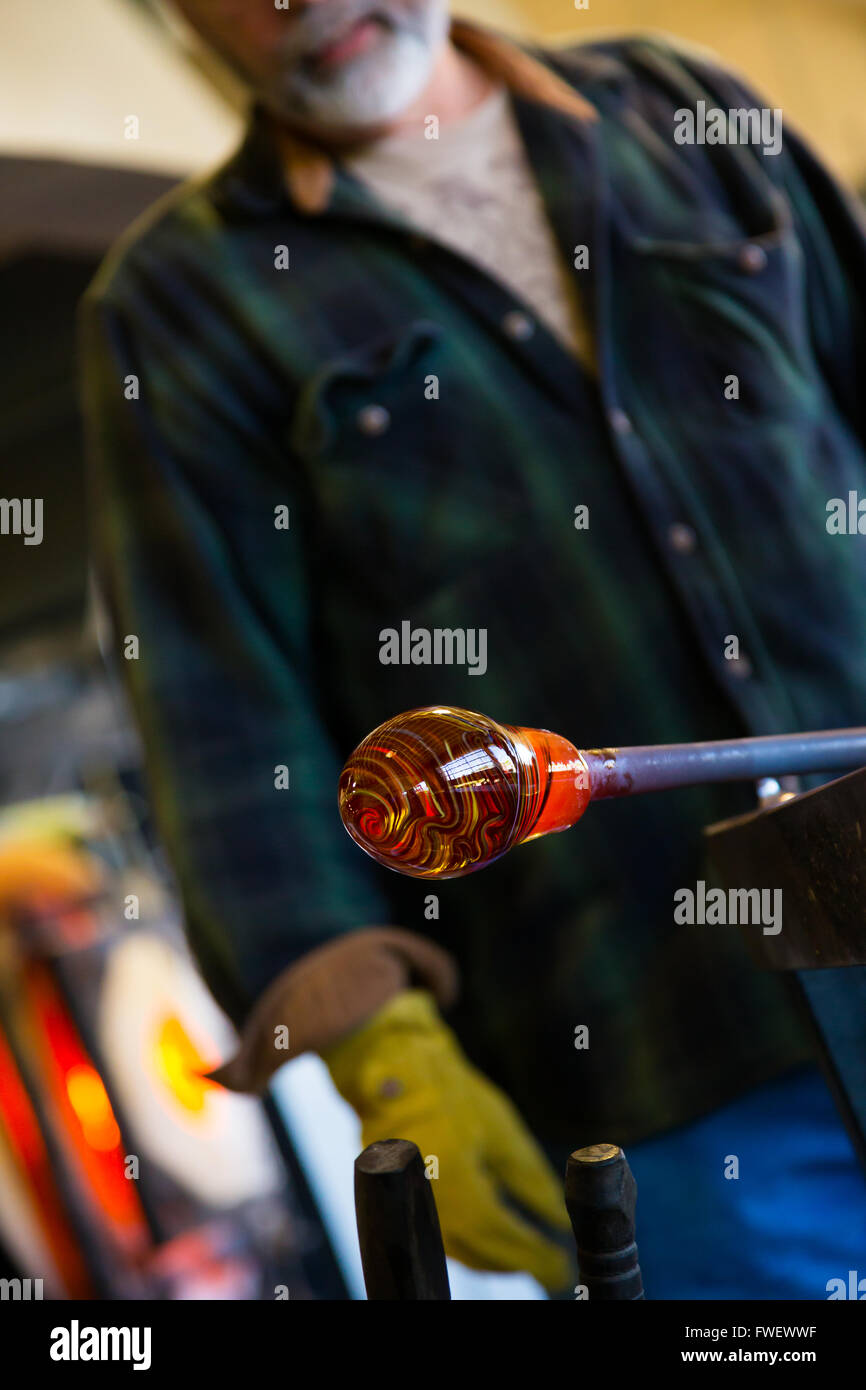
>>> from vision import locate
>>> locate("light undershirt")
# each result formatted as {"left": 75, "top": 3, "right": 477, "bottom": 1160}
{"left": 343, "top": 85, "right": 596, "bottom": 372}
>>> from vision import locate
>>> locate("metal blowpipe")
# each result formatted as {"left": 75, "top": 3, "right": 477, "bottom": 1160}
{"left": 338, "top": 705, "right": 866, "bottom": 880}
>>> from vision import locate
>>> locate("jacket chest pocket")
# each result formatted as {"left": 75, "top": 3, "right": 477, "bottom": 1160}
{"left": 289, "top": 320, "right": 523, "bottom": 605}
{"left": 620, "top": 225, "right": 817, "bottom": 429}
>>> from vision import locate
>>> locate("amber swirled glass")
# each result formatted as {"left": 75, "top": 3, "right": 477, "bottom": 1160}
{"left": 338, "top": 706, "right": 591, "bottom": 880}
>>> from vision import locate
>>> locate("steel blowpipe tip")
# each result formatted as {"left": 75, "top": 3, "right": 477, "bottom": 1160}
{"left": 337, "top": 706, "right": 591, "bottom": 880}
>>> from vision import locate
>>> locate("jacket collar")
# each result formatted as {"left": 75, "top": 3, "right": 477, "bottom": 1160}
{"left": 213, "top": 19, "right": 607, "bottom": 220}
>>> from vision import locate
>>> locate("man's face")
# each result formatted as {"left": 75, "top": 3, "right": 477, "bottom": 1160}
{"left": 174, "top": 0, "right": 449, "bottom": 135}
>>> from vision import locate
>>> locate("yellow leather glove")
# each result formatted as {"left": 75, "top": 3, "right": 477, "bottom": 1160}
{"left": 323, "top": 989, "right": 574, "bottom": 1292}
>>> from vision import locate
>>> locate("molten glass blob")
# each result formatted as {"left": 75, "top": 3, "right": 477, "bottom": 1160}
{"left": 338, "top": 706, "right": 591, "bottom": 880}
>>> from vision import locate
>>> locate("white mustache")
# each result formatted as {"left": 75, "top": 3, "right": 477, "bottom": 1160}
{"left": 281, "top": 2, "right": 412, "bottom": 63}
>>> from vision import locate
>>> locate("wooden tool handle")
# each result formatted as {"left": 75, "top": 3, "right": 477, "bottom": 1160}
{"left": 565, "top": 1143, "right": 644, "bottom": 1300}
{"left": 354, "top": 1139, "right": 451, "bottom": 1300}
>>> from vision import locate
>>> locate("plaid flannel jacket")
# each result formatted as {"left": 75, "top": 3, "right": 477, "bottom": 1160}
{"left": 80, "top": 23, "right": 866, "bottom": 1145}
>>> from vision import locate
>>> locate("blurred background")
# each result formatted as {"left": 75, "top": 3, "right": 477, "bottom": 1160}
{"left": 0, "top": 0, "right": 864, "bottom": 1301}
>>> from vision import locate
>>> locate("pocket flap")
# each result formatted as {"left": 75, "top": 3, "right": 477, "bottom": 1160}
{"left": 290, "top": 319, "right": 443, "bottom": 457}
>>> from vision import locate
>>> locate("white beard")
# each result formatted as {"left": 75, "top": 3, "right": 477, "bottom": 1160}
{"left": 271, "top": 8, "right": 449, "bottom": 131}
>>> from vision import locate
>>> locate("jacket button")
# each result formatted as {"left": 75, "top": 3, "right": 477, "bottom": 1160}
{"left": 357, "top": 404, "right": 391, "bottom": 436}
{"left": 737, "top": 244, "right": 768, "bottom": 274}
{"left": 668, "top": 522, "right": 697, "bottom": 555}
{"left": 728, "top": 653, "right": 753, "bottom": 679}
{"left": 608, "top": 407, "right": 633, "bottom": 435}
{"left": 502, "top": 309, "right": 535, "bottom": 341}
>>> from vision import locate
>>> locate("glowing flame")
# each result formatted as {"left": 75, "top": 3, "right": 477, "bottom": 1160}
{"left": 154, "top": 1015, "right": 217, "bottom": 1114}
{"left": 65, "top": 1064, "right": 121, "bottom": 1152}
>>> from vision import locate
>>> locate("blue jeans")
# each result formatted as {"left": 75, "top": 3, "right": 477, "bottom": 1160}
{"left": 623, "top": 1065, "right": 866, "bottom": 1299}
